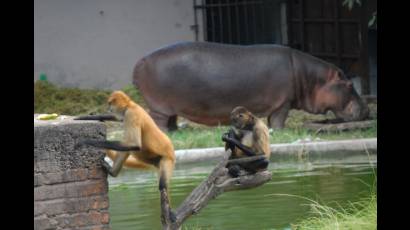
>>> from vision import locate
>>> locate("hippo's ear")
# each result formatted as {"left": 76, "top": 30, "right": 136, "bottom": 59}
{"left": 329, "top": 69, "right": 343, "bottom": 82}
{"left": 346, "top": 80, "right": 353, "bottom": 89}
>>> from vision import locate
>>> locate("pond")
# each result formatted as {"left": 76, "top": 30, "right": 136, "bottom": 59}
{"left": 108, "top": 152, "right": 376, "bottom": 230}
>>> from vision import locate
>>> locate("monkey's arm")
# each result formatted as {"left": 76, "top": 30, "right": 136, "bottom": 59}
{"left": 74, "top": 114, "right": 122, "bottom": 122}
{"left": 223, "top": 129, "right": 237, "bottom": 152}
{"left": 222, "top": 135, "right": 256, "bottom": 156}
{"left": 76, "top": 139, "right": 140, "bottom": 151}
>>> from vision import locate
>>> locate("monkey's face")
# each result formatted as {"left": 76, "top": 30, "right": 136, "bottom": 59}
{"left": 230, "top": 106, "right": 254, "bottom": 129}
{"left": 107, "top": 91, "right": 130, "bottom": 116}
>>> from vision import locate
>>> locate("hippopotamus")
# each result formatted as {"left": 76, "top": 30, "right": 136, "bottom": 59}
{"left": 132, "top": 42, "right": 369, "bottom": 131}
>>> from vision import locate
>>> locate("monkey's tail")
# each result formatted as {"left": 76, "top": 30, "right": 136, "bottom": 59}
{"left": 76, "top": 139, "right": 140, "bottom": 151}
{"left": 158, "top": 157, "right": 175, "bottom": 191}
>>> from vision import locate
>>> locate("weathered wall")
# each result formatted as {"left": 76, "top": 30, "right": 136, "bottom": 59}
{"left": 34, "top": 0, "right": 197, "bottom": 90}
{"left": 34, "top": 116, "right": 110, "bottom": 230}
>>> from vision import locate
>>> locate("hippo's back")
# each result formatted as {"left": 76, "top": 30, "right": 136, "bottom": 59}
{"left": 133, "top": 42, "right": 294, "bottom": 121}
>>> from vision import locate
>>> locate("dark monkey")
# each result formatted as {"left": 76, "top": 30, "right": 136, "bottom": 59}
{"left": 222, "top": 106, "right": 271, "bottom": 177}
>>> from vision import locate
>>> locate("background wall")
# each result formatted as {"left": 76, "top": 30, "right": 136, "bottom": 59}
{"left": 34, "top": 0, "right": 197, "bottom": 89}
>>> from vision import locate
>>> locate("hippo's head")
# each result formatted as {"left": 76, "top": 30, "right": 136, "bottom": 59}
{"left": 313, "top": 69, "right": 369, "bottom": 121}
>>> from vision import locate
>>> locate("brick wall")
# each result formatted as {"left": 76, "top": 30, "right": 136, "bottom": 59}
{"left": 34, "top": 116, "right": 110, "bottom": 230}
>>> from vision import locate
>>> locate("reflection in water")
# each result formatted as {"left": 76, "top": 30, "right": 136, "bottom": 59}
{"left": 108, "top": 154, "right": 376, "bottom": 230}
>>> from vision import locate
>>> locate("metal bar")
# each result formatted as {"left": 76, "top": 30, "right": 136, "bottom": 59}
{"left": 286, "top": 0, "right": 292, "bottom": 46}
{"left": 252, "top": 1, "right": 257, "bottom": 43}
{"left": 235, "top": 0, "right": 240, "bottom": 44}
{"left": 334, "top": 0, "right": 341, "bottom": 66}
{"left": 321, "top": 0, "right": 325, "bottom": 53}
{"left": 280, "top": 2, "right": 288, "bottom": 45}
{"left": 219, "top": 0, "right": 223, "bottom": 42}
{"left": 244, "top": 0, "right": 249, "bottom": 44}
{"left": 290, "top": 18, "right": 358, "bottom": 23}
{"left": 201, "top": 0, "right": 207, "bottom": 41}
{"left": 211, "top": 2, "right": 216, "bottom": 41}
{"left": 193, "top": 0, "right": 199, "bottom": 41}
{"left": 310, "top": 52, "right": 360, "bottom": 59}
{"left": 359, "top": 0, "right": 370, "bottom": 95}
{"left": 227, "top": 1, "right": 232, "bottom": 43}
{"left": 195, "top": 1, "right": 264, "bottom": 8}
{"left": 261, "top": 0, "right": 266, "bottom": 43}
{"left": 300, "top": 0, "right": 305, "bottom": 50}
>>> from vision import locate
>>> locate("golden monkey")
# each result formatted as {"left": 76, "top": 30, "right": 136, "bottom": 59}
{"left": 222, "top": 106, "right": 270, "bottom": 177}
{"left": 76, "top": 91, "right": 175, "bottom": 192}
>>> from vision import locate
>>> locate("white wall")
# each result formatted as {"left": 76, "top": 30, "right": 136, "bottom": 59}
{"left": 34, "top": 0, "right": 198, "bottom": 89}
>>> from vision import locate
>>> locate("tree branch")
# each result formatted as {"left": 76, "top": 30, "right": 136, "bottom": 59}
{"left": 160, "top": 152, "right": 272, "bottom": 230}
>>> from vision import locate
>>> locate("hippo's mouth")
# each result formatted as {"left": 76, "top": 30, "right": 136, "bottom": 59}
{"left": 332, "top": 99, "right": 370, "bottom": 122}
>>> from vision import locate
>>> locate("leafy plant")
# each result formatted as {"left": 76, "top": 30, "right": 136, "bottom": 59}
{"left": 342, "top": 0, "right": 361, "bottom": 10}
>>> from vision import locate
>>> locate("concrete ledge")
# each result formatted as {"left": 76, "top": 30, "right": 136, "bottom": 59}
{"left": 34, "top": 115, "right": 111, "bottom": 230}
{"left": 175, "top": 138, "right": 377, "bottom": 164}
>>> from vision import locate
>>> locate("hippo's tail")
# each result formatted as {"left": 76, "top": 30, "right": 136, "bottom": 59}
{"left": 132, "top": 57, "right": 147, "bottom": 89}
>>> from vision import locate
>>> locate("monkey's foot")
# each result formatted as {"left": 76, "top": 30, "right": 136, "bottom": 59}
{"left": 227, "top": 165, "right": 244, "bottom": 178}
{"left": 101, "top": 160, "right": 113, "bottom": 176}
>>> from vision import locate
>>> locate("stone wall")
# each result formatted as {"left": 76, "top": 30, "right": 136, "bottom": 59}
{"left": 34, "top": 116, "right": 110, "bottom": 230}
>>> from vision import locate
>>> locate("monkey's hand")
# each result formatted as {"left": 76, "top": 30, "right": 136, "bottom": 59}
{"left": 74, "top": 114, "right": 122, "bottom": 122}
{"left": 222, "top": 132, "right": 235, "bottom": 152}
{"left": 222, "top": 136, "right": 256, "bottom": 156}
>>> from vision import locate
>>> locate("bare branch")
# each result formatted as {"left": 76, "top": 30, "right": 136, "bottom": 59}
{"left": 160, "top": 152, "right": 272, "bottom": 229}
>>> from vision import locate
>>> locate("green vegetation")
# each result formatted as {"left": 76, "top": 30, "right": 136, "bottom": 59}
{"left": 179, "top": 191, "right": 377, "bottom": 230}
{"left": 298, "top": 196, "right": 376, "bottom": 230}
{"left": 35, "top": 81, "right": 377, "bottom": 149}
{"left": 165, "top": 123, "right": 376, "bottom": 150}
{"left": 34, "top": 81, "right": 111, "bottom": 115}
{"left": 291, "top": 189, "right": 376, "bottom": 230}
{"left": 34, "top": 81, "right": 144, "bottom": 115}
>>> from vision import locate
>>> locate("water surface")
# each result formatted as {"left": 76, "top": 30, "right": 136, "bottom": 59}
{"left": 108, "top": 153, "right": 376, "bottom": 230}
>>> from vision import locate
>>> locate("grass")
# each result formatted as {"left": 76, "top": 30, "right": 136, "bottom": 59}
{"left": 106, "top": 118, "right": 377, "bottom": 150}
{"left": 164, "top": 124, "right": 376, "bottom": 150}
{"left": 35, "top": 81, "right": 377, "bottom": 149}
{"left": 284, "top": 194, "right": 376, "bottom": 230}
{"left": 181, "top": 192, "right": 377, "bottom": 230}
{"left": 290, "top": 175, "right": 377, "bottom": 230}
{"left": 288, "top": 148, "right": 377, "bottom": 230}
{"left": 34, "top": 81, "right": 111, "bottom": 115}
{"left": 34, "top": 81, "right": 145, "bottom": 115}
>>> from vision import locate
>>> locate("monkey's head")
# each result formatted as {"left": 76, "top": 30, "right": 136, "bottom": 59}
{"left": 230, "top": 106, "right": 255, "bottom": 130}
{"left": 107, "top": 91, "right": 131, "bottom": 115}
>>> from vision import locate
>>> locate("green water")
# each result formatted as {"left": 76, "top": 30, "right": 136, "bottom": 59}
{"left": 108, "top": 153, "right": 376, "bottom": 230}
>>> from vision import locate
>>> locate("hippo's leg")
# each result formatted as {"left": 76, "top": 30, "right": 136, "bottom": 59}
{"left": 149, "top": 111, "right": 178, "bottom": 132}
{"left": 167, "top": 115, "right": 178, "bottom": 131}
{"left": 268, "top": 103, "right": 291, "bottom": 129}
